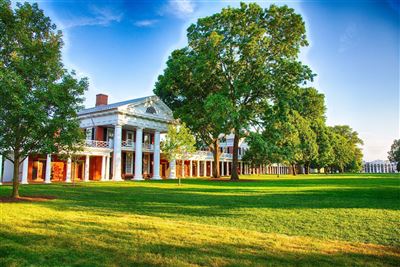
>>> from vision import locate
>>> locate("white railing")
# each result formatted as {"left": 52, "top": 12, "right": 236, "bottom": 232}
{"left": 122, "top": 140, "right": 135, "bottom": 149}
{"left": 85, "top": 140, "right": 110, "bottom": 148}
{"left": 221, "top": 153, "right": 233, "bottom": 159}
{"left": 197, "top": 151, "right": 213, "bottom": 157}
{"left": 143, "top": 143, "right": 154, "bottom": 150}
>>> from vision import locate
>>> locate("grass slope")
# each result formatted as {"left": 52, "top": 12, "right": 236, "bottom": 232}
{"left": 1, "top": 173, "right": 399, "bottom": 266}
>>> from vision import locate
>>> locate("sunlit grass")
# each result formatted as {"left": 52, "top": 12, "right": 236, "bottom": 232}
{"left": 1, "top": 173, "right": 399, "bottom": 266}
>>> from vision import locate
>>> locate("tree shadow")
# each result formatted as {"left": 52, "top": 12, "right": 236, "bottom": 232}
{"left": 1, "top": 224, "right": 399, "bottom": 267}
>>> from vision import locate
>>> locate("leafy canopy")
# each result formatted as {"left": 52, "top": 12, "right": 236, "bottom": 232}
{"left": 388, "top": 139, "right": 400, "bottom": 171}
{"left": 161, "top": 122, "right": 196, "bottom": 162}
{"left": 0, "top": 1, "right": 87, "bottom": 197}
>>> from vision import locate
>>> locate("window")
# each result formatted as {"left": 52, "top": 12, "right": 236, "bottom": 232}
{"left": 125, "top": 153, "right": 133, "bottom": 174}
{"left": 86, "top": 128, "right": 94, "bottom": 140}
{"left": 126, "top": 131, "right": 134, "bottom": 145}
{"left": 146, "top": 106, "right": 156, "bottom": 114}
{"left": 143, "top": 133, "right": 151, "bottom": 144}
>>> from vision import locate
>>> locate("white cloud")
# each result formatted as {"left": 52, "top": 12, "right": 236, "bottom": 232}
{"left": 61, "top": 6, "right": 123, "bottom": 29}
{"left": 134, "top": 19, "right": 158, "bottom": 27}
{"left": 161, "top": 0, "right": 195, "bottom": 19}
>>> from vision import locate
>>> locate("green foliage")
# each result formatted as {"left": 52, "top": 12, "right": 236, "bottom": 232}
{"left": 183, "top": 3, "right": 313, "bottom": 180}
{"left": 330, "top": 125, "right": 363, "bottom": 173}
{"left": 388, "top": 139, "right": 400, "bottom": 171}
{"left": 154, "top": 47, "right": 227, "bottom": 178}
{"left": 0, "top": 1, "right": 87, "bottom": 197}
{"left": 161, "top": 122, "right": 196, "bottom": 162}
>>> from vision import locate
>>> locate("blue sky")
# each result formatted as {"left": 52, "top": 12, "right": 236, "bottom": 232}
{"left": 16, "top": 0, "right": 399, "bottom": 161}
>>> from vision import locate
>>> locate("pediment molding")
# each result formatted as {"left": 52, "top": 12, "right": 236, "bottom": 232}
{"left": 121, "top": 96, "right": 173, "bottom": 121}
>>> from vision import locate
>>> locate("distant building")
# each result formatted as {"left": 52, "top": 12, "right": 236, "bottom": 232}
{"left": 362, "top": 160, "right": 398, "bottom": 173}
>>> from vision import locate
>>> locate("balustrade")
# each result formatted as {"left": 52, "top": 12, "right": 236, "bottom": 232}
{"left": 122, "top": 140, "right": 135, "bottom": 148}
{"left": 85, "top": 140, "right": 111, "bottom": 148}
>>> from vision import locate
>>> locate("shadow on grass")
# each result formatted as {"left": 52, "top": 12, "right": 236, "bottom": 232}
{"left": 25, "top": 177, "right": 399, "bottom": 214}
{"left": 1, "top": 225, "right": 399, "bottom": 267}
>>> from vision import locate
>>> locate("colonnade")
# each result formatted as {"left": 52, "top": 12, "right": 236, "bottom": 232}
{"left": 170, "top": 160, "right": 291, "bottom": 178}
{"left": 14, "top": 153, "right": 112, "bottom": 184}
{"left": 363, "top": 162, "right": 398, "bottom": 173}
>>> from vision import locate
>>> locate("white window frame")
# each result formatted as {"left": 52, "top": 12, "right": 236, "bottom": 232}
{"left": 125, "top": 152, "right": 134, "bottom": 174}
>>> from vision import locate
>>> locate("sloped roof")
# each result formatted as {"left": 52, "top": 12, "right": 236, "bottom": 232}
{"left": 78, "top": 96, "right": 150, "bottom": 115}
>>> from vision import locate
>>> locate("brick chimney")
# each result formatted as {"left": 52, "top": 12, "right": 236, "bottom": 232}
{"left": 95, "top": 94, "right": 108, "bottom": 107}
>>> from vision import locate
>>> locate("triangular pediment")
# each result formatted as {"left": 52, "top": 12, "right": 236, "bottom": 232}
{"left": 120, "top": 96, "right": 174, "bottom": 121}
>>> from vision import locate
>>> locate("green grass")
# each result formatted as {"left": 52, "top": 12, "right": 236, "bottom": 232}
{"left": 1, "top": 173, "right": 399, "bottom": 266}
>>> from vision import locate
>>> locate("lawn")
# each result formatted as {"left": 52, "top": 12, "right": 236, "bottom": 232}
{"left": 1, "top": 173, "right": 399, "bottom": 266}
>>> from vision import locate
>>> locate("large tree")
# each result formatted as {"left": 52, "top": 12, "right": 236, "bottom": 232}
{"left": 0, "top": 1, "right": 87, "bottom": 197}
{"left": 388, "top": 139, "right": 400, "bottom": 171}
{"left": 329, "top": 125, "right": 363, "bottom": 173}
{"left": 154, "top": 48, "right": 227, "bottom": 178}
{"left": 185, "top": 3, "right": 312, "bottom": 180}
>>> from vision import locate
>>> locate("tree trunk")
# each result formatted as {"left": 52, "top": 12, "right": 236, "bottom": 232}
{"left": 212, "top": 140, "right": 220, "bottom": 178}
{"left": 12, "top": 153, "right": 20, "bottom": 198}
{"left": 305, "top": 163, "right": 310, "bottom": 174}
{"left": 230, "top": 133, "right": 240, "bottom": 181}
{"left": 292, "top": 164, "right": 297, "bottom": 176}
{"left": 277, "top": 164, "right": 280, "bottom": 178}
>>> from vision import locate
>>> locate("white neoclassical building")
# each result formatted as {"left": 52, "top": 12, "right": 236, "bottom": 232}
{"left": 0, "top": 94, "right": 290, "bottom": 184}
{"left": 363, "top": 160, "right": 398, "bottom": 173}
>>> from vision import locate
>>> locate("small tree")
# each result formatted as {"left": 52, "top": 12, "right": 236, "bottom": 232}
{"left": 161, "top": 122, "right": 196, "bottom": 185}
{"left": 388, "top": 139, "right": 400, "bottom": 171}
{"left": 0, "top": 1, "right": 87, "bottom": 198}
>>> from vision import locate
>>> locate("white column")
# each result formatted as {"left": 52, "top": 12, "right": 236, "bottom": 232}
{"left": 189, "top": 160, "right": 193, "bottom": 177}
{"left": 0, "top": 155, "right": 2, "bottom": 185}
{"left": 168, "top": 159, "right": 176, "bottom": 179}
{"left": 113, "top": 125, "right": 124, "bottom": 181}
{"left": 210, "top": 161, "right": 213, "bottom": 177}
{"left": 221, "top": 161, "right": 225, "bottom": 176}
{"left": 84, "top": 155, "right": 90, "bottom": 182}
{"left": 181, "top": 160, "right": 185, "bottom": 177}
{"left": 45, "top": 154, "right": 52, "bottom": 184}
{"left": 197, "top": 160, "right": 200, "bottom": 177}
{"left": 101, "top": 155, "right": 106, "bottom": 181}
{"left": 133, "top": 127, "right": 143, "bottom": 181}
{"left": 66, "top": 158, "right": 71, "bottom": 183}
{"left": 152, "top": 131, "right": 161, "bottom": 180}
{"left": 203, "top": 160, "right": 207, "bottom": 177}
{"left": 21, "top": 156, "right": 29, "bottom": 184}
{"left": 105, "top": 155, "right": 110, "bottom": 180}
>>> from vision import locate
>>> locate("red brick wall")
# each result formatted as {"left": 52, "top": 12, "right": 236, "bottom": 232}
{"left": 95, "top": 94, "right": 108, "bottom": 106}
